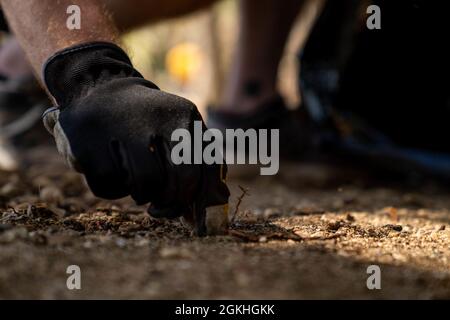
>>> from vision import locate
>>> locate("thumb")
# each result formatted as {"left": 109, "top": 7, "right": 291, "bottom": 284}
{"left": 43, "top": 107, "right": 81, "bottom": 172}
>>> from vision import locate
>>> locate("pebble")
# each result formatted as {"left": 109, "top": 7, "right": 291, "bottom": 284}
{"left": 259, "top": 236, "right": 267, "bottom": 243}
{"left": 0, "top": 182, "right": 22, "bottom": 198}
{"left": 39, "top": 186, "right": 63, "bottom": 203}
{"left": 345, "top": 214, "right": 355, "bottom": 222}
{"left": 327, "top": 220, "right": 343, "bottom": 232}
{"left": 263, "top": 208, "right": 282, "bottom": 219}
{"left": 384, "top": 224, "right": 403, "bottom": 232}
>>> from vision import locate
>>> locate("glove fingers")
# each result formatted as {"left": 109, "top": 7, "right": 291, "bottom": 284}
{"left": 81, "top": 148, "right": 129, "bottom": 200}
{"left": 70, "top": 140, "right": 128, "bottom": 200}
{"left": 137, "top": 137, "right": 194, "bottom": 218}
{"left": 119, "top": 136, "right": 166, "bottom": 205}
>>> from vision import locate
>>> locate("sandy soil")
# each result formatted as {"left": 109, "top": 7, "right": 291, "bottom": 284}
{"left": 0, "top": 146, "right": 449, "bottom": 299}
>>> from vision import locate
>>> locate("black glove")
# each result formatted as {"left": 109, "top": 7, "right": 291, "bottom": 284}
{"left": 42, "top": 42, "right": 229, "bottom": 235}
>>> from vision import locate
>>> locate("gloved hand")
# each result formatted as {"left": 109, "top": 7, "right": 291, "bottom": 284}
{"left": 42, "top": 42, "right": 229, "bottom": 235}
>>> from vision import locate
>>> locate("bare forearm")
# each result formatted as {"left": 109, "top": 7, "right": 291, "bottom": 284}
{"left": 1, "top": 0, "right": 118, "bottom": 80}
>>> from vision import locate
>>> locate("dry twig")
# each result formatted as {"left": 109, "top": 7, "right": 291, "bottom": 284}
{"left": 231, "top": 185, "right": 250, "bottom": 223}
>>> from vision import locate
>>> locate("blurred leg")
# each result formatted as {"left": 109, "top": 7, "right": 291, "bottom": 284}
{"left": 220, "top": 0, "right": 305, "bottom": 114}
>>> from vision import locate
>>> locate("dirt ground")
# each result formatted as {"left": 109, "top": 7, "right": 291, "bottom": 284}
{"left": 0, "top": 145, "right": 449, "bottom": 299}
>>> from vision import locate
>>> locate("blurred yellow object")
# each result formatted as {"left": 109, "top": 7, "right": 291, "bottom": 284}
{"left": 166, "top": 42, "right": 203, "bottom": 85}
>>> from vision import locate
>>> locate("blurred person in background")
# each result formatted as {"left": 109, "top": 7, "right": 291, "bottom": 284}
{"left": 298, "top": 0, "right": 450, "bottom": 183}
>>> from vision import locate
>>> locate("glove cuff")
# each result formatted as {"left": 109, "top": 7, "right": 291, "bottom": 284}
{"left": 43, "top": 42, "right": 154, "bottom": 106}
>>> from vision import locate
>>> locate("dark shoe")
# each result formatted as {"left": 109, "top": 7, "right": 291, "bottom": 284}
{"left": 207, "top": 95, "right": 313, "bottom": 161}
